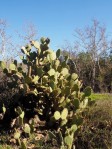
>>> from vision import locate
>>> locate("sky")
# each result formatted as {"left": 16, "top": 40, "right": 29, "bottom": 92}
{"left": 0, "top": 0, "right": 112, "bottom": 50}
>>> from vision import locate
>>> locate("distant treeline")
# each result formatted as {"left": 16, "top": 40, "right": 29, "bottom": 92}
{"left": 62, "top": 20, "right": 112, "bottom": 93}
{"left": 62, "top": 50, "right": 112, "bottom": 93}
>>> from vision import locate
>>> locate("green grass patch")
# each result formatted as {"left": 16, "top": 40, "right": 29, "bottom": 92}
{"left": 90, "top": 93, "right": 112, "bottom": 100}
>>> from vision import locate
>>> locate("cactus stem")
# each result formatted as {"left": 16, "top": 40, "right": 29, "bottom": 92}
{"left": 28, "top": 66, "right": 31, "bottom": 77}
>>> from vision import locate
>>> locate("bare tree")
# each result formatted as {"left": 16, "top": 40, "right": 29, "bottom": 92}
{"left": 0, "top": 19, "right": 19, "bottom": 61}
{"left": 17, "top": 22, "right": 38, "bottom": 44}
{"left": 73, "top": 19, "right": 112, "bottom": 90}
{"left": 0, "top": 20, "right": 38, "bottom": 62}
{"left": 0, "top": 19, "right": 10, "bottom": 60}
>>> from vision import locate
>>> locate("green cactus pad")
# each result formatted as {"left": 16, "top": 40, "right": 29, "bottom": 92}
{"left": 24, "top": 76, "right": 32, "bottom": 84}
{"left": 15, "top": 107, "right": 23, "bottom": 114}
{"left": 48, "top": 51, "right": 56, "bottom": 61}
{"left": 54, "top": 111, "right": 61, "bottom": 120}
{"left": 71, "top": 116, "right": 83, "bottom": 126}
{"left": 61, "top": 68, "right": 69, "bottom": 76}
{"left": 24, "top": 123, "right": 31, "bottom": 134}
{"left": 49, "top": 80, "right": 55, "bottom": 90}
{"left": 32, "top": 75, "right": 39, "bottom": 83}
{"left": 48, "top": 68, "right": 55, "bottom": 76}
{"left": 2, "top": 105, "right": 6, "bottom": 114}
{"left": 56, "top": 49, "right": 61, "bottom": 58}
{"left": 60, "top": 119, "right": 68, "bottom": 126}
{"left": 36, "top": 67, "right": 44, "bottom": 77}
{"left": 9, "top": 63, "right": 16, "bottom": 71}
{"left": 73, "top": 98, "right": 79, "bottom": 109}
{"left": 0, "top": 61, "right": 6, "bottom": 69}
{"left": 84, "top": 86, "right": 92, "bottom": 96}
{"left": 14, "top": 131, "right": 21, "bottom": 139}
{"left": 72, "top": 84, "right": 79, "bottom": 92}
{"left": 59, "top": 96, "right": 65, "bottom": 103}
{"left": 3, "top": 68, "right": 8, "bottom": 74}
{"left": 31, "top": 41, "right": 40, "bottom": 50}
{"left": 20, "top": 111, "right": 25, "bottom": 119}
{"left": 52, "top": 88, "right": 61, "bottom": 96}
{"left": 64, "top": 135, "right": 73, "bottom": 148}
{"left": 63, "top": 86, "right": 71, "bottom": 96}
{"left": 70, "top": 124, "right": 77, "bottom": 133}
{"left": 54, "top": 60, "right": 60, "bottom": 69}
{"left": 61, "top": 108, "right": 68, "bottom": 120}
{"left": 21, "top": 47, "right": 29, "bottom": 56}
{"left": 25, "top": 44, "right": 32, "bottom": 52}
{"left": 21, "top": 141, "right": 27, "bottom": 149}
{"left": 40, "top": 37, "right": 46, "bottom": 44}
{"left": 80, "top": 98, "right": 88, "bottom": 108}
{"left": 71, "top": 73, "right": 78, "bottom": 80}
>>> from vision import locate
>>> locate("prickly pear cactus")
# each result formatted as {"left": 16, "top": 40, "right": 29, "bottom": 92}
{"left": 0, "top": 37, "right": 92, "bottom": 149}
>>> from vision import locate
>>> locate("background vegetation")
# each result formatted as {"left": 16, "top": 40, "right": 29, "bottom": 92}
{"left": 62, "top": 20, "right": 112, "bottom": 93}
